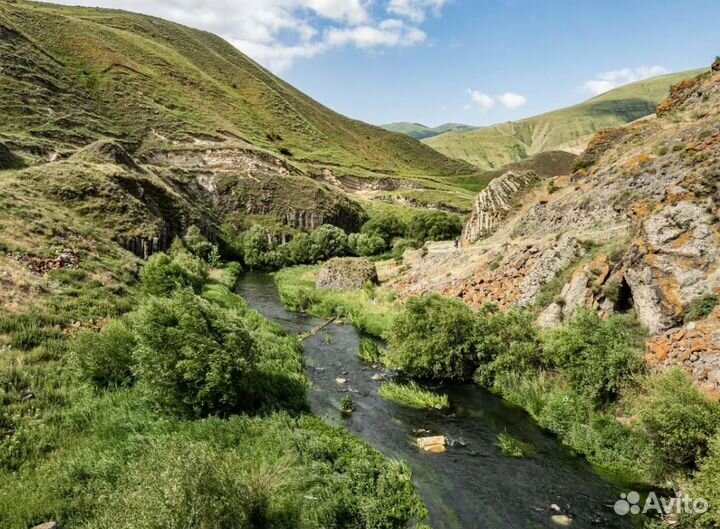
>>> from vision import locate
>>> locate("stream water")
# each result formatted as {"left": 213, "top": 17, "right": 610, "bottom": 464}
{"left": 236, "top": 273, "right": 634, "bottom": 529}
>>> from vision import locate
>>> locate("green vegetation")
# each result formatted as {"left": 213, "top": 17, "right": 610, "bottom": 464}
{"left": 341, "top": 395, "right": 354, "bottom": 414}
{"left": 636, "top": 369, "right": 720, "bottom": 469}
{"left": 275, "top": 266, "right": 396, "bottom": 337}
{"left": 379, "top": 292, "right": 720, "bottom": 486}
{"left": 378, "top": 381, "right": 449, "bottom": 410}
{"left": 0, "top": 244, "right": 427, "bottom": 528}
{"left": 496, "top": 432, "right": 536, "bottom": 458}
{"left": 359, "top": 338, "right": 384, "bottom": 363}
{"left": 684, "top": 293, "right": 719, "bottom": 323}
{"left": 385, "top": 294, "right": 476, "bottom": 380}
{"left": 425, "top": 70, "right": 705, "bottom": 169}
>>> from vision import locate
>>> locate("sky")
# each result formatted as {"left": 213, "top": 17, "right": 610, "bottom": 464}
{"left": 51, "top": 0, "right": 720, "bottom": 127}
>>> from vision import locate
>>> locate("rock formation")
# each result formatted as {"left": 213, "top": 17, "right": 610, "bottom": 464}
{"left": 461, "top": 170, "right": 540, "bottom": 244}
{"left": 316, "top": 258, "right": 378, "bottom": 290}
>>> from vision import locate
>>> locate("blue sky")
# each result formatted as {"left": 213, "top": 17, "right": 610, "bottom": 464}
{"left": 53, "top": 0, "right": 719, "bottom": 127}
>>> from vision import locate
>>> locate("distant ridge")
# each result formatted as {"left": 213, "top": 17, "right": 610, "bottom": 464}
{"left": 423, "top": 69, "right": 706, "bottom": 170}
{"left": 381, "top": 122, "right": 477, "bottom": 140}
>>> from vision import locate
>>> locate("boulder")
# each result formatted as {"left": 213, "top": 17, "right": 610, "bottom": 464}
{"left": 316, "top": 257, "right": 378, "bottom": 290}
{"left": 713, "top": 56, "right": 720, "bottom": 72}
{"left": 31, "top": 523, "right": 58, "bottom": 529}
{"left": 417, "top": 435, "right": 446, "bottom": 453}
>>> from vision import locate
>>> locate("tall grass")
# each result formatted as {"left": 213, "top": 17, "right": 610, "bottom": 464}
{"left": 378, "top": 382, "right": 449, "bottom": 410}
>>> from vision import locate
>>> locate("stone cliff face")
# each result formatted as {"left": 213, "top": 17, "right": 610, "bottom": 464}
{"left": 461, "top": 171, "right": 540, "bottom": 244}
{"left": 391, "top": 66, "right": 720, "bottom": 397}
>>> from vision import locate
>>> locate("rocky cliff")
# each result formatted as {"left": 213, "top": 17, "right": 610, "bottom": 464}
{"left": 461, "top": 170, "right": 540, "bottom": 244}
{"left": 391, "top": 65, "right": 720, "bottom": 396}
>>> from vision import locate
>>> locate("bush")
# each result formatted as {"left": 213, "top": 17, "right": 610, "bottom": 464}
{"left": 473, "top": 305, "right": 542, "bottom": 388}
{"left": 542, "top": 310, "right": 645, "bottom": 405}
{"left": 386, "top": 294, "right": 476, "bottom": 380}
{"left": 72, "top": 320, "right": 137, "bottom": 389}
{"left": 361, "top": 214, "right": 407, "bottom": 243}
{"left": 307, "top": 224, "right": 349, "bottom": 262}
{"left": 242, "top": 225, "right": 273, "bottom": 269}
{"left": 184, "top": 225, "right": 218, "bottom": 263}
{"left": 685, "top": 294, "right": 719, "bottom": 323}
{"left": 133, "top": 289, "right": 260, "bottom": 417}
{"left": 286, "top": 233, "right": 312, "bottom": 265}
{"left": 358, "top": 338, "right": 383, "bottom": 363}
{"left": 636, "top": 369, "right": 720, "bottom": 469}
{"left": 349, "top": 233, "right": 387, "bottom": 257}
{"left": 687, "top": 433, "right": 720, "bottom": 528}
{"left": 140, "top": 252, "right": 207, "bottom": 296}
{"left": 407, "top": 211, "right": 463, "bottom": 244}
{"left": 391, "top": 238, "right": 416, "bottom": 260}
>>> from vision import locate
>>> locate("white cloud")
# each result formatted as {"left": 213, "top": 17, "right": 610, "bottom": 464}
{"left": 497, "top": 92, "right": 527, "bottom": 109}
{"left": 583, "top": 65, "right": 669, "bottom": 95}
{"left": 326, "top": 19, "right": 426, "bottom": 49}
{"left": 49, "top": 0, "right": 450, "bottom": 72}
{"left": 467, "top": 90, "right": 495, "bottom": 110}
{"left": 387, "top": 0, "right": 451, "bottom": 22}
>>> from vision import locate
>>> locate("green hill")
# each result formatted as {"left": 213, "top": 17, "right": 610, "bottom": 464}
{"left": 425, "top": 69, "right": 705, "bottom": 170}
{"left": 0, "top": 1, "right": 476, "bottom": 183}
{"left": 382, "top": 122, "right": 477, "bottom": 140}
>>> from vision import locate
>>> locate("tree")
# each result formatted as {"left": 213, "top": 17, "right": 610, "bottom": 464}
{"left": 350, "top": 233, "right": 387, "bottom": 256}
{"left": 140, "top": 252, "right": 207, "bottom": 296}
{"left": 133, "top": 289, "right": 259, "bottom": 418}
{"left": 361, "top": 214, "right": 407, "bottom": 243}
{"left": 407, "top": 211, "right": 463, "bottom": 244}
{"left": 386, "top": 294, "right": 477, "bottom": 380}
{"left": 308, "top": 224, "right": 349, "bottom": 262}
{"left": 242, "top": 225, "right": 273, "bottom": 269}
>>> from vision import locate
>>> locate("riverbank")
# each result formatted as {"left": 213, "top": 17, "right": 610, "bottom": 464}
{"left": 272, "top": 263, "right": 720, "bottom": 528}
{"left": 0, "top": 251, "right": 425, "bottom": 528}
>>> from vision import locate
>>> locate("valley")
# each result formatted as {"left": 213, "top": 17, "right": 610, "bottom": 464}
{"left": 1, "top": 1, "right": 719, "bottom": 529}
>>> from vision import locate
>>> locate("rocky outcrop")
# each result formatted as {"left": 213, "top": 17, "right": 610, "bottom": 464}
{"left": 656, "top": 74, "right": 706, "bottom": 117}
{"left": 461, "top": 170, "right": 540, "bottom": 244}
{"left": 713, "top": 57, "right": 720, "bottom": 72}
{"left": 71, "top": 140, "right": 141, "bottom": 171}
{"left": 0, "top": 142, "right": 22, "bottom": 170}
{"left": 646, "top": 310, "right": 720, "bottom": 400}
{"left": 316, "top": 258, "right": 378, "bottom": 290}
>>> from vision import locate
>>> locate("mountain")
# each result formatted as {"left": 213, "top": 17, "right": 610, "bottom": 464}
{"left": 425, "top": 69, "right": 706, "bottom": 170}
{"left": 392, "top": 65, "right": 720, "bottom": 394}
{"left": 381, "top": 122, "right": 478, "bottom": 140}
{"left": 0, "top": 0, "right": 480, "bottom": 242}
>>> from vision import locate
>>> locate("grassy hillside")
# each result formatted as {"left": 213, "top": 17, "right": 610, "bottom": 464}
{"left": 425, "top": 69, "right": 705, "bottom": 169}
{"left": 0, "top": 0, "right": 475, "bottom": 180}
{"left": 382, "top": 122, "right": 477, "bottom": 140}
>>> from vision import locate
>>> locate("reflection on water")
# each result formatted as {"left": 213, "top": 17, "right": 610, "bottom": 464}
{"left": 236, "top": 273, "right": 632, "bottom": 529}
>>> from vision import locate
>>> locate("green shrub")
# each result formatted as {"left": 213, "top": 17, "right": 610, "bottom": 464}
{"left": 685, "top": 294, "right": 719, "bottom": 323}
{"left": 358, "top": 338, "right": 383, "bottom": 363}
{"left": 687, "top": 433, "right": 720, "bottom": 528}
{"left": 536, "top": 386, "right": 593, "bottom": 436}
{"left": 391, "top": 238, "right": 416, "bottom": 260}
{"left": 636, "top": 369, "right": 720, "bottom": 469}
{"left": 349, "top": 233, "right": 387, "bottom": 257}
{"left": 386, "top": 294, "right": 476, "bottom": 380}
{"left": 340, "top": 395, "right": 354, "bottom": 414}
{"left": 407, "top": 211, "right": 463, "bottom": 244}
{"left": 133, "top": 289, "right": 260, "bottom": 417}
{"left": 183, "top": 225, "right": 218, "bottom": 262}
{"left": 140, "top": 252, "right": 207, "bottom": 296}
{"left": 474, "top": 305, "right": 543, "bottom": 388}
{"left": 361, "top": 214, "right": 407, "bottom": 242}
{"left": 542, "top": 310, "right": 645, "bottom": 405}
{"left": 307, "top": 224, "right": 349, "bottom": 262}
{"left": 496, "top": 432, "right": 535, "bottom": 458}
{"left": 378, "top": 381, "right": 449, "bottom": 410}
{"left": 242, "top": 225, "right": 273, "bottom": 269}
{"left": 72, "top": 320, "right": 137, "bottom": 389}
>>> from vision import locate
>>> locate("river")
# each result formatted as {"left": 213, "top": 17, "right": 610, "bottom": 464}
{"left": 236, "top": 273, "right": 634, "bottom": 529}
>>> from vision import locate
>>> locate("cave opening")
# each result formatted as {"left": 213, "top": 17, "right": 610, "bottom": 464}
{"left": 614, "top": 277, "right": 635, "bottom": 313}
